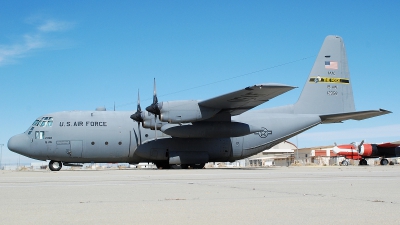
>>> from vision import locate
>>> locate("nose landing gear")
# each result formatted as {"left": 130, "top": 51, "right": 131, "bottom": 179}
{"left": 49, "top": 160, "right": 62, "bottom": 171}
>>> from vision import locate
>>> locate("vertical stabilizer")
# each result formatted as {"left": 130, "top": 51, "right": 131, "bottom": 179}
{"left": 294, "top": 35, "right": 355, "bottom": 114}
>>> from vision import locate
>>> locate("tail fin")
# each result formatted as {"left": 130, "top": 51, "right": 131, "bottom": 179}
{"left": 294, "top": 35, "right": 355, "bottom": 114}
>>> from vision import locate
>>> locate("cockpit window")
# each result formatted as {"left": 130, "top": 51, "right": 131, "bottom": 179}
{"left": 37, "top": 117, "right": 53, "bottom": 127}
{"left": 32, "top": 120, "right": 40, "bottom": 126}
{"left": 47, "top": 118, "right": 53, "bottom": 127}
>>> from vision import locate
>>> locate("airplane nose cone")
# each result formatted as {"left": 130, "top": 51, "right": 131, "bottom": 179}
{"left": 8, "top": 134, "right": 30, "bottom": 156}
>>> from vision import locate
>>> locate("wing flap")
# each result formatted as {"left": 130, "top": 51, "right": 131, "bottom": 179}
{"left": 320, "top": 109, "right": 391, "bottom": 124}
{"left": 199, "top": 83, "right": 296, "bottom": 116}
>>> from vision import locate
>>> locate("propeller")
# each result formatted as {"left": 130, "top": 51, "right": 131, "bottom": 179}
{"left": 130, "top": 90, "right": 143, "bottom": 145}
{"left": 145, "top": 78, "right": 162, "bottom": 115}
{"left": 145, "top": 78, "right": 162, "bottom": 140}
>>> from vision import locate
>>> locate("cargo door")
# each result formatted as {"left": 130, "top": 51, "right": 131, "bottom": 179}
{"left": 56, "top": 140, "right": 71, "bottom": 158}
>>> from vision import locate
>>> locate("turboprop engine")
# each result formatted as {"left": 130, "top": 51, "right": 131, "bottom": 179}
{"left": 358, "top": 143, "right": 379, "bottom": 157}
{"left": 142, "top": 112, "right": 164, "bottom": 130}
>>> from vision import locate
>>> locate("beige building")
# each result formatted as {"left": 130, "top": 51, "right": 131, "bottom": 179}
{"left": 248, "top": 141, "right": 296, "bottom": 167}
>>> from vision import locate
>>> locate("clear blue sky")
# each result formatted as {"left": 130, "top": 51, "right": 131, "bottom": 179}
{"left": 1, "top": 0, "right": 399, "bottom": 164}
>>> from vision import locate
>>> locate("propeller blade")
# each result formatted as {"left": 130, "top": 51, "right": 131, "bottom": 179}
{"left": 154, "top": 114, "right": 157, "bottom": 141}
{"left": 138, "top": 122, "right": 142, "bottom": 145}
{"left": 137, "top": 89, "right": 141, "bottom": 112}
{"left": 357, "top": 140, "right": 365, "bottom": 153}
{"left": 131, "top": 90, "right": 143, "bottom": 145}
{"left": 153, "top": 78, "right": 158, "bottom": 104}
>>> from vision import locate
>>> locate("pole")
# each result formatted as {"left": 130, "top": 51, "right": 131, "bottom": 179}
{"left": 296, "top": 136, "right": 299, "bottom": 163}
{"left": 0, "top": 144, "right": 3, "bottom": 170}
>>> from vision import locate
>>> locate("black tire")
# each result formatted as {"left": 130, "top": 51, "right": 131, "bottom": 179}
{"left": 342, "top": 160, "right": 348, "bottom": 166}
{"left": 380, "top": 159, "right": 389, "bottom": 165}
{"left": 49, "top": 160, "right": 62, "bottom": 171}
{"left": 180, "top": 164, "right": 189, "bottom": 169}
{"left": 155, "top": 162, "right": 170, "bottom": 169}
{"left": 191, "top": 163, "right": 205, "bottom": 169}
{"left": 360, "top": 159, "right": 368, "bottom": 165}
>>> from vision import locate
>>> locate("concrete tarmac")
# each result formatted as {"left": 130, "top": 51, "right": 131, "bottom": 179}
{"left": 1, "top": 166, "right": 400, "bottom": 225}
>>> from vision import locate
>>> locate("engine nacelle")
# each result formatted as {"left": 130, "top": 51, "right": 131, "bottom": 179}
{"left": 159, "top": 100, "right": 218, "bottom": 123}
{"left": 141, "top": 112, "right": 164, "bottom": 130}
{"left": 359, "top": 144, "right": 379, "bottom": 157}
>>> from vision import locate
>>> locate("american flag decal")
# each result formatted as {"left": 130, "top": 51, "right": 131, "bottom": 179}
{"left": 325, "top": 61, "right": 338, "bottom": 69}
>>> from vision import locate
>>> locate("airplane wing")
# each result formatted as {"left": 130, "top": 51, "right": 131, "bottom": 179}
{"left": 199, "top": 83, "right": 296, "bottom": 116}
{"left": 376, "top": 143, "right": 400, "bottom": 148}
{"left": 392, "top": 140, "right": 400, "bottom": 145}
{"left": 319, "top": 109, "right": 392, "bottom": 124}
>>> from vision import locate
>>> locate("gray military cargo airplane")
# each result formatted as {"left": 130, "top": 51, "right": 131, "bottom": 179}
{"left": 8, "top": 35, "right": 390, "bottom": 171}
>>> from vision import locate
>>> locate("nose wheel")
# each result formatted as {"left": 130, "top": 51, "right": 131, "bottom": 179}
{"left": 49, "top": 160, "right": 62, "bottom": 171}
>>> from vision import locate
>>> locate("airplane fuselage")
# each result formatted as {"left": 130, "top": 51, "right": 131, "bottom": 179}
{"left": 13, "top": 109, "right": 321, "bottom": 165}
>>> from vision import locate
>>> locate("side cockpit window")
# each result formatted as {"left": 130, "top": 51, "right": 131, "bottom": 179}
{"left": 32, "top": 120, "right": 40, "bottom": 126}
{"left": 35, "top": 131, "right": 45, "bottom": 139}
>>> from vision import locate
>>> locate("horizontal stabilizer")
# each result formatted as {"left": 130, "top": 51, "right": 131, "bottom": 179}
{"left": 320, "top": 109, "right": 391, "bottom": 124}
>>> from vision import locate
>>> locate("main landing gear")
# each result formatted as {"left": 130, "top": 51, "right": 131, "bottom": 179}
{"left": 380, "top": 158, "right": 389, "bottom": 165}
{"left": 155, "top": 162, "right": 205, "bottom": 169}
{"left": 177, "top": 163, "right": 205, "bottom": 169}
{"left": 341, "top": 159, "right": 368, "bottom": 166}
{"left": 359, "top": 159, "right": 368, "bottom": 165}
{"left": 49, "top": 160, "right": 62, "bottom": 171}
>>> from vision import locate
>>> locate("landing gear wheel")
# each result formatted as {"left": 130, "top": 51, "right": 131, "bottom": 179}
{"left": 155, "top": 162, "right": 170, "bottom": 169}
{"left": 180, "top": 164, "right": 189, "bottom": 169}
{"left": 359, "top": 159, "right": 368, "bottom": 165}
{"left": 341, "top": 160, "right": 349, "bottom": 166}
{"left": 49, "top": 160, "right": 62, "bottom": 171}
{"left": 191, "top": 163, "right": 205, "bottom": 169}
{"left": 380, "top": 159, "right": 389, "bottom": 165}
